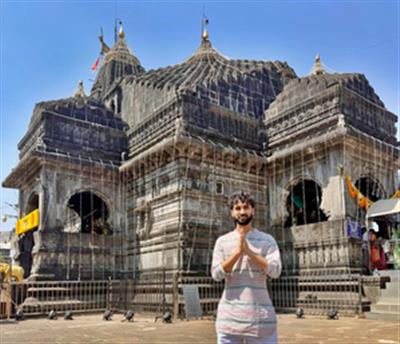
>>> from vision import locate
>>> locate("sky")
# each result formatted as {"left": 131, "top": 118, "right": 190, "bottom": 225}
{"left": 1, "top": 0, "right": 399, "bottom": 231}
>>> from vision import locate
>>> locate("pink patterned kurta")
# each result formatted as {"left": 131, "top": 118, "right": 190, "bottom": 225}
{"left": 211, "top": 229, "right": 281, "bottom": 338}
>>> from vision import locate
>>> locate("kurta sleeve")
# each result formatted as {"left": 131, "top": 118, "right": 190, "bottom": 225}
{"left": 264, "top": 237, "right": 282, "bottom": 279}
{"left": 211, "top": 238, "right": 226, "bottom": 281}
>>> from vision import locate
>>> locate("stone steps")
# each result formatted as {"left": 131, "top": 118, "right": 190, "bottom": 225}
{"left": 380, "top": 282, "right": 400, "bottom": 298}
{"left": 365, "top": 270, "right": 400, "bottom": 321}
{"left": 371, "top": 297, "right": 399, "bottom": 304}
{"left": 379, "top": 270, "right": 400, "bottom": 282}
{"left": 371, "top": 302, "right": 400, "bottom": 313}
{"left": 365, "top": 310, "right": 400, "bottom": 322}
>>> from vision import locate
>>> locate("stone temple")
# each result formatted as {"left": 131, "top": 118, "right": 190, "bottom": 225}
{"left": 3, "top": 22, "right": 398, "bottom": 290}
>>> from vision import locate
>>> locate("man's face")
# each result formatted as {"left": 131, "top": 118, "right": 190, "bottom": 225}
{"left": 231, "top": 200, "right": 255, "bottom": 226}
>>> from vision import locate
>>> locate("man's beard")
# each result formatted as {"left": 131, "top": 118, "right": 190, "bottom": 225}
{"left": 235, "top": 214, "right": 253, "bottom": 226}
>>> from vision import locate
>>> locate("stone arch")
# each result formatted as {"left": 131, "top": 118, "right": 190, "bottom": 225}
{"left": 65, "top": 188, "right": 113, "bottom": 213}
{"left": 109, "top": 99, "right": 116, "bottom": 113}
{"left": 285, "top": 177, "right": 328, "bottom": 227}
{"left": 64, "top": 189, "right": 112, "bottom": 235}
{"left": 354, "top": 175, "right": 385, "bottom": 202}
{"left": 26, "top": 192, "right": 39, "bottom": 214}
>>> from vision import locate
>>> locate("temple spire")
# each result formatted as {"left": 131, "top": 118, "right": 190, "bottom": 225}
{"left": 186, "top": 15, "right": 227, "bottom": 62}
{"left": 202, "top": 16, "right": 209, "bottom": 43}
{"left": 311, "top": 54, "right": 326, "bottom": 75}
{"left": 90, "top": 24, "right": 144, "bottom": 101}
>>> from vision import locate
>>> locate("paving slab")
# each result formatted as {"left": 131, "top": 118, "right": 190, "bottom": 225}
{"left": 0, "top": 313, "right": 399, "bottom": 344}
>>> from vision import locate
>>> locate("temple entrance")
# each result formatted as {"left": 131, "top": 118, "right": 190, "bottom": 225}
{"left": 18, "top": 193, "right": 39, "bottom": 278}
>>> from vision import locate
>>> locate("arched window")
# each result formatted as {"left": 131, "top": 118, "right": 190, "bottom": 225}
{"left": 354, "top": 176, "right": 384, "bottom": 202}
{"left": 354, "top": 176, "right": 385, "bottom": 229}
{"left": 65, "top": 191, "right": 112, "bottom": 235}
{"left": 285, "top": 179, "right": 328, "bottom": 227}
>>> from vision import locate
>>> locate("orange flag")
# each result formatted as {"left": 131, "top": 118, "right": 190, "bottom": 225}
{"left": 91, "top": 56, "right": 101, "bottom": 71}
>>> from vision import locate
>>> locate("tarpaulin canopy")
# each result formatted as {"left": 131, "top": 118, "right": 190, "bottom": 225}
{"left": 367, "top": 199, "right": 400, "bottom": 218}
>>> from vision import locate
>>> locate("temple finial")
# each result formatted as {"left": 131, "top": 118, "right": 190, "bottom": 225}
{"left": 118, "top": 22, "right": 125, "bottom": 39}
{"left": 201, "top": 16, "right": 209, "bottom": 43}
{"left": 311, "top": 54, "right": 326, "bottom": 75}
{"left": 75, "top": 80, "right": 86, "bottom": 98}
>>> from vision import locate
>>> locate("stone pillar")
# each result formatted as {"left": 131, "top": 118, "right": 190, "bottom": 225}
{"left": 38, "top": 185, "right": 45, "bottom": 231}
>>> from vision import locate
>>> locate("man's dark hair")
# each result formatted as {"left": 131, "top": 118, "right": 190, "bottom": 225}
{"left": 229, "top": 191, "right": 255, "bottom": 209}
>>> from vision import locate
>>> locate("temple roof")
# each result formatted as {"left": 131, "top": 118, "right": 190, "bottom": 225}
{"left": 128, "top": 39, "right": 294, "bottom": 94}
{"left": 265, "top": 72, "right": 385, "bottom": 121}
{"left": 90, "top": 26, "right": 144, "bottom": 101}
{"left": 124, "top": 29, "right": 296, "bottom": 118}
{"left": 26, "top": 82, "right": 125, "bottom": 135}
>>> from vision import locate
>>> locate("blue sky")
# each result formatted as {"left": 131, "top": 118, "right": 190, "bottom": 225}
{"left": 1, "top": 1, "right": 399, "bottom": 230}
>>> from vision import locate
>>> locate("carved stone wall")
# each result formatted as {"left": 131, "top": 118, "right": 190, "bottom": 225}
{"left": 16, "top": 158, "right": 124, "bottom": 280}
{"left": 267, "top": 144, "right": 345, "bottom": 228}
{"left": 343, "top": 134, "right": 399, "bottom": 221}
{"left": 273, "top": 220, "right": 363, "bottom": 275}
{"left": 123, "top": 138, "right": 268, "bottom": 274}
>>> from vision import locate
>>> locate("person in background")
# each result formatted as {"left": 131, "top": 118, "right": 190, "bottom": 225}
{"left": 368, "top": 221, "right": 388, "bottom": 273}
{"left": 361, "top": 227, "right": 370, "bottom": 274}
{"left": 382, "top": 237, "right": 391, "bottom": 266}
{"left": 369, "top": 229, "right": 380, "bottom": 274}
{"left": 377, "top": 231, "right": 388, "bottom": 270}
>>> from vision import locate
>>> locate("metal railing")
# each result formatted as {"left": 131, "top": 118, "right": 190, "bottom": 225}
{"left": 269, "top": 274, "right": 364, "bottom": 316}
{"left": 3, "top": 272, "right": 365, "bottom": 318}
{"left": 4, "top": 279, "right": 121, "bottom": 317}
{"left": 128, "top": 270, "right": 168, "bottom": 314}
{"left": 179, "top": 275, "right": 224, "bottom": 317}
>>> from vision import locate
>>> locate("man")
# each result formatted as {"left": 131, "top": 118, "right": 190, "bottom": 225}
{"left": 211, "top": 191, "right": 282, "bottom": 344}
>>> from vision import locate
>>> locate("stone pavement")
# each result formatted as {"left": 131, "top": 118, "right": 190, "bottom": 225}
{"left": 0, "top": 313, "right": 399, "bottom": 344}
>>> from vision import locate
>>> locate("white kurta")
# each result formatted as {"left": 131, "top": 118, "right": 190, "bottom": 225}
{"left": 211, "top": 229, "right": 282, "bottom": 337}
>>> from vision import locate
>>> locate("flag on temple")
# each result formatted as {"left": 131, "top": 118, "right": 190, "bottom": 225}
{"left": 91, "top": 55, "right": 101, "bottom": 71}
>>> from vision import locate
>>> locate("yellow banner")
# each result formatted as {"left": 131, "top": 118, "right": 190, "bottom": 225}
{"left": 16, "top": 209, "right": 39, "bottom": 236}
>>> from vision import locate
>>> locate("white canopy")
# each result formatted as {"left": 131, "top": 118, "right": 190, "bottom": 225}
{"left": 367, "top": 199, "right": 400, "bottom": 218}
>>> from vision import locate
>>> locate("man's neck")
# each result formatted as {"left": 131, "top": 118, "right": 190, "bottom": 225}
{"left": 235, "top": 224, "right": 253, "bottom": 234}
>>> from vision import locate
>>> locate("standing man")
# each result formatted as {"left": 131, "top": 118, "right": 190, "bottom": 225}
{"left": 211, "top": 191, "right": 281, "bottom": 344}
